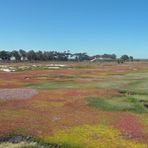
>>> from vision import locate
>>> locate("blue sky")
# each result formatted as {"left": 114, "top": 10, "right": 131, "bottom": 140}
{"left": 0, "top": 0, "right": 148, "bottom": 58}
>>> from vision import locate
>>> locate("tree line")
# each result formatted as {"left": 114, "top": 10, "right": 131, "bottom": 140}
{"left": 0, "top": 49, "right": 133, "bottom": 62}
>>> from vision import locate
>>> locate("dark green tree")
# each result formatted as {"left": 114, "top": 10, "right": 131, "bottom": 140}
{"left": 36, "top": 51, "right": 44, "bottom": 61}
{"left": 27, "top": 50, "right": 37, "bottom": 61}
{"left": 19, "top": 49, "right": 27, "bottom": 61}
{"left": 0, "top": 50, "right": 11, "bottom": 61}
{"left": 11, "top": 50, "right": 21, "bottom": 62}
{"left": 73, "top": 53, "right": 90, "bottom": 61}
{"left": 129, "top": 56, "right": 134, "bottom": 61}
{"left": 120, "top": 55, "right": 129, "bottom": 61}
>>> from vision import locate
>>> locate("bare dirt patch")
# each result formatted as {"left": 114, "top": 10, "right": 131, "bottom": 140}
{"left": 0, "top": 89, "right": 38, "bottom": 100}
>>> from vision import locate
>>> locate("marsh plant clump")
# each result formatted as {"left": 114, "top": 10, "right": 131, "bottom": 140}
{"left": 85, "top": 96, "right": 148, "bottom": 113}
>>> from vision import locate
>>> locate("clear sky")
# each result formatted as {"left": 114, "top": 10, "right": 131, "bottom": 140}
{"left": 0, "top": 0, "right": 148, "bottom": 58}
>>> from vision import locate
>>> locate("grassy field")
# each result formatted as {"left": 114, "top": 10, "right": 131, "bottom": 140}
{"left": 0, "top": 62, "right": 147, "bottom": 147}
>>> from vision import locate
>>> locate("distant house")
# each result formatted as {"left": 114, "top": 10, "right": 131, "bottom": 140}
{"left": 90, "top": 57, "right": 103, "bottom": 62}
{"left": 68, "top": 55, "right": 76, "bottom": 60}
{"left": 21, "top": 57, "right": 28, "bottom": 61}
{"left": 90, "top": 57, "right": 97, "bottom": 62}
{"left": 10, "top": 56, "right": 16, "bottom": 61}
